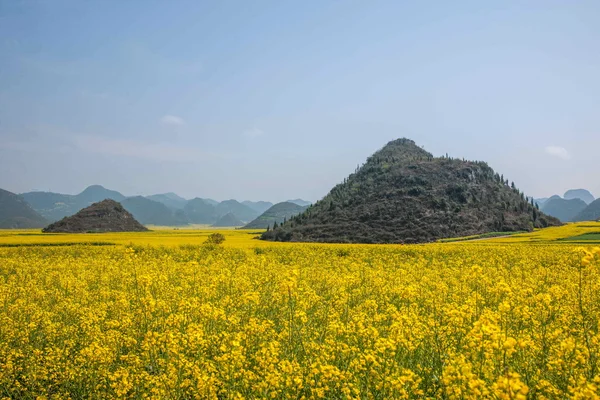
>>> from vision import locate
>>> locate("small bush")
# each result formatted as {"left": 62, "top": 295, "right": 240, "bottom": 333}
{"left": 204, "top": 233, "right": 226, "bottom": 245}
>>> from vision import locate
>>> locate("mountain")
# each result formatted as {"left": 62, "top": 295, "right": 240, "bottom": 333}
{"left": 146, "top": 193, "right": 188, "bottom": 210}
{"left": 287, "top": 199, "right": 312, "bottom": 207}
{"left": 183, "top": 198, "right": 218, "bottom": 224}
{"left": 21, "top": 185, "right": 126, "bottom": 222}
{"left": 534, "top": 197, "right": 549, "bottom": 207}
{"left": 0, "top": 188, "right": 47, "bottom": 228}
{"left": 77, "top": 185, "right": 125, "bottom": 204}
{"left": 572, "top": 199, "right": 600, "bottom": 222}
{"left": 243, "top": 202, "right": 309, "bottom": 229}
{"left": 212, "top": 212, "right": 244, "bottom": 227}
{"left": 43, "top": 199, "right": 148, "bottom": 233}
{"left": 540, "top": 196, "right": 588, "bottom": 222}
{"left": 564, "top": 189, "right": 595, "bottom": 205}
{"left": 215, "top": 200, "right": 259, "bottom": 222}
{"left": 200, "top": 198, "right": 219, "bottom": 206}
{"left": 121, "top": 196, "right": 189, "bottom": 226}
{"left": 262, "top": 138, "right": 560, "bottom": 244}
{"left": 242, "top": 201, "right": 274, "bottom": 214}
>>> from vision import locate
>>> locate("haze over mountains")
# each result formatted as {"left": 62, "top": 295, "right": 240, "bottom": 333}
{"left": 1, "top": 185, "right": 311, "bottom": 228}
{"left": 535, "top": 189, "right": 598, "bottom": 222}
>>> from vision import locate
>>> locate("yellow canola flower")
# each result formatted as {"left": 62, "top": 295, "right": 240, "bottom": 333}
{"left": 0, "top": 230, "right": 599, "bottom": 398}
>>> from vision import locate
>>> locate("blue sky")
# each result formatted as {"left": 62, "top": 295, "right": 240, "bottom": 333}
{"left": 1, "top": 0, "right": 599, "bottom": 202}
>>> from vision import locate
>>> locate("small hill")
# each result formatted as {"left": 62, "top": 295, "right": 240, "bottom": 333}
{"left": 184, "top": 198, "right": 218, "bottom": 224}
{"left": 564, "top": 189, "right": 595, "bottom": 205}
{"left": 262, "top": 138, "right": 560, "bottom": 244}
{"left": 43, "top": 199, "right": 148, "bottom": 233}
{"left": 21, "top": 185, "right": 126, "bottom": 222}
{"left": 0, "top": 188, "right": 47, "bottom": 228}
{"left": 212, "top": 212, "right": 244, "bottom": 227}
{"left": 242, "top": 201, "right": 274, "bottom": 214}
{"left": 122, "top": 196, "right": 189, "bottom": 226}
{"left": 573, "top": 199, "right": 600, "bottom": 222}
{"left": 287, "top": 199, "right": 312, "bottom": 207}
{"left": 146, "top": 193, "right": 188, "bottom": 209}
{"left": 541, "top": 196, "right": 588, "bottom": 222}
{"left": 243, "top": 202, "right": 308, "bottom": 229}
{"left": 215, "top": 200, "right": 259, "bottom": 222}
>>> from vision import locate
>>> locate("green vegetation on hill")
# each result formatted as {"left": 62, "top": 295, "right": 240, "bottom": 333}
{"left": 262, "top": 138, "right": 560, "bottom": 244}
{"left": 0, "top": 189, "right": 47, "bottom": 228}
{"left": 572, "top": 199, "right": 600, "bottom": 222}
{"left": 243, "top": 202, "right": 308, "bottom": 229}
{"left": 541, "top": 196, "right": 587, "bottom": 222}
{"left": 121, "top": 196, "right": 189, "bottom": 226}
{"left": 286, "top": 199, "right": 312, "bottom": 207}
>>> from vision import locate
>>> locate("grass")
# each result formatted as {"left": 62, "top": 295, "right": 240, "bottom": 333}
{"left": 560, "top": 232, "right": 600, "bottom": 242}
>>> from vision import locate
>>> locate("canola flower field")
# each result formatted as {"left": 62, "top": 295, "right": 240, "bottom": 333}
{"left": 1, "top": 224, "right": 600, "bottom": 399}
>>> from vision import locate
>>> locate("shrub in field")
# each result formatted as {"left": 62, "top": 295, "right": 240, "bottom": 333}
{"left": 204, "top": 232, "right": 226, "bottom": 245}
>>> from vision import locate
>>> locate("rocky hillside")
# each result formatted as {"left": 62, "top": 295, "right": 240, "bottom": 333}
{"left": 43, "top": 199, "right": 148, "bottom": 233}
{"left": 262, "top": 138, "right": 560, "bottom": 244}
{"left": 244, "top": 202, "right": 308, "bottom": 229}
{"left": 0, "top": 188, "right": 47, "bottom": 228}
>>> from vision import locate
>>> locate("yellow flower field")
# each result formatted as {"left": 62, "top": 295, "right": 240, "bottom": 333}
{"left": 1, "top": 225, "right": 600, "bottom": 398}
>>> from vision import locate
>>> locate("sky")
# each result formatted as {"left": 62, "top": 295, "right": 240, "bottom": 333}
{"left": 1, "top": 0, "right": 599, "bottom": 202}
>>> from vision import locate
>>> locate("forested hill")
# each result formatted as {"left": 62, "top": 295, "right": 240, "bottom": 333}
{"left": 262, "top": 138, "right": 560, "bottom": 244}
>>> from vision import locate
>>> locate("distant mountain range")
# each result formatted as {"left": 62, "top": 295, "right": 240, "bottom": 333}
{"left": 538, "top": 189, "right": 597, "bottom": 222}
{"left": 243, "top": 202, "right": 309, "bottom": 229}
{"left": 3, "top": 185, "right": 311, "bottom": 228}
{"left": 0, "top": 188, "right": 47, "bottom": 228}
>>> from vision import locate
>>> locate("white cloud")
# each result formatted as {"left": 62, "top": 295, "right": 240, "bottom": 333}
{"left": 160, "top": 115, "right": 185, "bottom": 126}
{"left": 242, "top": 128, "right": 264, "bottom": 138}
{"left": 545, "top": 145, "right": 571, "bottom": 160}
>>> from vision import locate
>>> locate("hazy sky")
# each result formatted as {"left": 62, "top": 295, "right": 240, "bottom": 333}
{"left": 1, "top": 1, "right": 599, "bottom": 202}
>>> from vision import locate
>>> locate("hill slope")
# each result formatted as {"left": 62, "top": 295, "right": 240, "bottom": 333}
{"left": 212, "top": 212, "right": 244, "bottom": 227}
{"left": 122, "top": 196, "right": 189, "bottom": 226}
{"left": 564, "top": 189, "right": 595, "bottom": 205}
{"left": 0, "top": 188, "right": 48, "bottom": 228}
{"left": 215, "top": 200, "right": 259, "bottom": 222}
{"left": 183, "top": 198, "right": 218, "bottom": 224}
{"left": 242, "top": 201, "right": 274, "bottom": 214}
{"left": 572, "top": 199, "right": 600, "bottom": 222}
{"left": 541, "top": 196, "right": 587, "bottom": 222}
{"left": 43, "top": 199, "right": 148, "bottom": 233}
{"left": 244, "top": 202, "right": 308, "bottom": 229}
{"left": 262, "top": 138, "right": 560, "bottom": 244}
